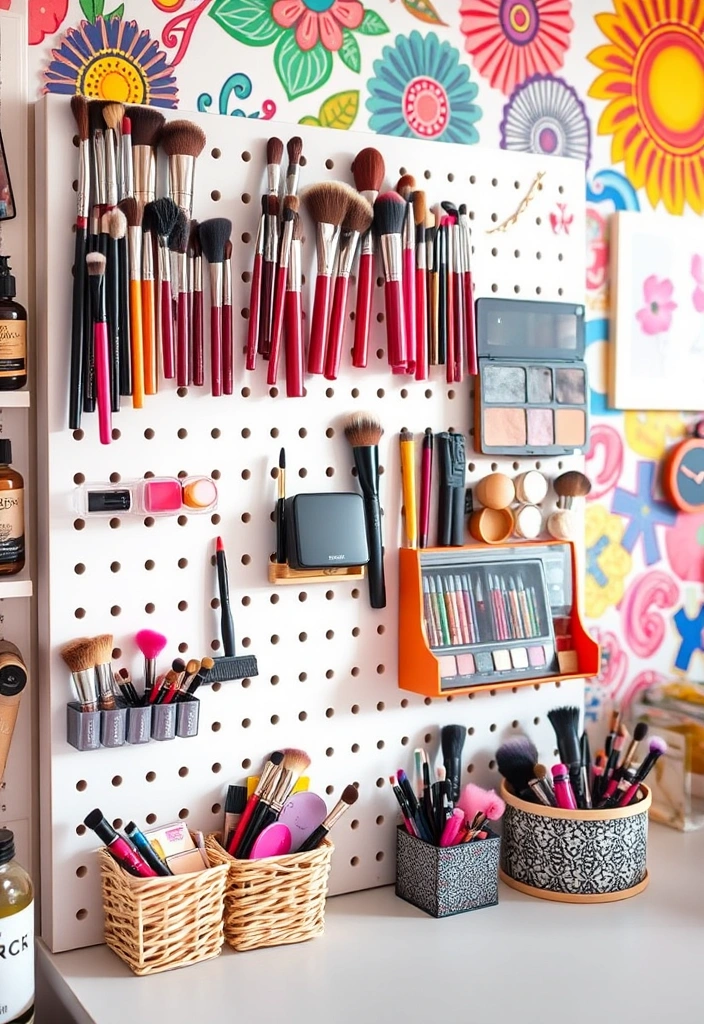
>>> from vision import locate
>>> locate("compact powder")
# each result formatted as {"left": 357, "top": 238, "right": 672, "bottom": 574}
{"left": 528, "top": 366, "right": 553, "bottom": 403}
{"left": 484, "top": 364, "right": 526, "bottom": 403}
{"left": 493, "top": 649, "right": 511, "bottom": 671}
{"left": 555, "top": 408, "right": 586, "bottom": 446}
{"left": 555, "top": 367, "right": 585, "bottom": 404}
{"left": 484, "top": 406, "right": 526, "bottom": 447}
{"left": 527, "top": 408, "right": 554, "bottom": 446}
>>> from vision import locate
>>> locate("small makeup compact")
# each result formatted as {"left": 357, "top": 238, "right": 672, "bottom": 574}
{"left": 285, "top": 492, "right": 369, "bottom": 570}
{"left": 474, "top": 299, "right": 588, "bottom": 456}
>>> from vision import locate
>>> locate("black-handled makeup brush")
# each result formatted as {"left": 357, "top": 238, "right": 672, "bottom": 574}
{"left": 436, "top": 431, "right": 466, "bottom": 546}
{"left": 215, "top": 536, "right": 235, "bottom": 657}
{"left": 105, "top": 208, "right": 126, "bottom": 412}
{"left": 298, "top": 784, "right": 359, "bottom": 852}
{"left": 548, "top": 706, "right": 584, "bottom": 808}
{"left": 496, "top": 736, "right": 539, "bottom": 802}
{"left": 344, "top": 412, "right": 386, "bottom": 609}
{"left": 276, "top": 447, "right": 286, "bottom": 564}
{"left": 441, "top": 724, "right": 465, "bottom": 804}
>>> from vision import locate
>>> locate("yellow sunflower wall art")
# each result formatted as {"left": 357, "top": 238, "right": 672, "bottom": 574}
{"left": 588, "top": 0, "right": 704, "bottom": 214}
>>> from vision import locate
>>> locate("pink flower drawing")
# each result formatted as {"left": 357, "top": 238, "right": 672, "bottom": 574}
{"left": 635, "top": 275, "right": 676, "bottom": 335}
{"left": 691, "top": 254, "right": 704, "bottom": 312}
{"left": 272, "top": 0, "right": 364, "bottom": 52}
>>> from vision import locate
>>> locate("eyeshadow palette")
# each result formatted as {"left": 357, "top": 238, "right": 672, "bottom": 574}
{"left": 474, "top": 298, "right": 588, "bottom": 455}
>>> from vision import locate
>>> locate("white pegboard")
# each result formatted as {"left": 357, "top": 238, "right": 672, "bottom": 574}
{"left": 35, "top": 95, "right": 587, "bottom": 952}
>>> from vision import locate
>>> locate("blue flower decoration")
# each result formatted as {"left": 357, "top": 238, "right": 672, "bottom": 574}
{"left": 366, "top": 31, "right": 482, "bottom": 144}
{"left": 43, "top": 17, "right": 178, "bottom": 109}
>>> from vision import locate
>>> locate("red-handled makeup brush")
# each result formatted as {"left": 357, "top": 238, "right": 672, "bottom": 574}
{"left": 413, "top": 191, "right": 428, "bottom": 381}
{"left": 259, "top": 194, "right": 279, "bottom": 359}
{"left": 127, "top": 105, "right": 164, "bottom": 206}
{"left": 325, "top": 192, "right": 373, "bottom": 381}
{"left": 246, "top": 196, "right": 266, "bottom": 373}
{"left": 223, "top": 238, "right": 234, "bottom": 394}
{"left": 199, "top": 217, "right": 232, "bottom": 397}
{"left": 440, "top": 215, "right": 455, "bottom": 384}
{"left": 442, "top": 202, "right": 464, "bottom": 383}
{"left": 301, "top": 181, "right": 352, "bottom": 375}
{"left": 86, "top": 252, "right": 112, "bottom": 445}
{"left": 285, "top": 135, "right": 303, "bottom": 196}
{"left": 145, "top": 197, "right": 179, "bottom": 381}
{"left": 159, "top": 119, "right": 206, "bottom": 219}
{"left": 268, "top": 195, "right": 299, "bottom": 386}
{"left": 459, "top": 204, "right": 477, "bottom": 375}
{"left": 188, "top": 220, "right": 203, "bottom": 386}
{"left": 351, "top": 147, "right": 385, "bottom": 369}
{"left": 227, "top": 751, "right": 284, "bottom": 855}
{"left": 397, "top": 175, "right": 416, "bottom": 375}
{"left": 285, "top": 214, "right": 305, "bottom": 398}
{"left": 169, "top": 209, "right": 190, "bottom": 388}
{"left": 373, "top": 192, "right": 407, "bottom": 371}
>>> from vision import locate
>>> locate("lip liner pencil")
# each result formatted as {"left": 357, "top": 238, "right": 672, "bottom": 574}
{"left": 430, "top": 577, "right": 450, "bottom": 647}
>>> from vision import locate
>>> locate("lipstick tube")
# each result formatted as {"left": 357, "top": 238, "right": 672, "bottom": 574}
{"left": 551, "top": 764, "right": 577, "bottom": 810}
{"left": 85, "top": 810, "right": 157, "bottom": 878}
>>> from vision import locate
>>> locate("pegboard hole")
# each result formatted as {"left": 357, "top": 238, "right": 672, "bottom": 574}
{"left": 350, "top": 667, "right": 359, "bottom": 678}
{"left": 350, "top": 857, "right": 359, "bottom": 867}
{"left": 211, "top": 763, "right": 222, "bottom": 774}
{"left": 76, "top": 866, "right": 87, "bottom": 878}
{"left": 74, "top": 608, "right": 86, "bottom": 619}
{"left": 351, "top": 743, "right": 360, "bottom": 753}
{"left": 145, "top": 559, "right": 155, "bottom": 571}
{"left": 351, "top": 819, "right": 360, "bottom": 829}
{"left": 242, "top": 718, "right": 251, "bottom": 728}
{"left": 211, "top": 803, "right": 222, "bottom": 815}
{"left": 145, "top": 814, "right": 157, "bottom": 825}
{"left": 76, "top": 909, "right": 88, "bottom": 921}
{"left": 242, "top": 758, "right": 252, "bottom": 769}
{"left": 326, "top": 747, "right": 334, "bottom": 757}
{"left": 178, "top": 766, "right": 189, "bottom": 778}
{"left": 211, "top": 722, "right": 221, "bottom": 732}
{"left": 375, "top": 852, "right": 384, "bottom": 862}
{"left": 271, "top": 675, "right": 280, "bottom": 685}
{"left": 351, "top": 704, "right": 360, "bottom": 714}
{"left": 212, "top": 147, "right": 221, "bottom": 159}
{"left": 299, "top": 632, "right": 308, "bottom": 643}
{"left": 270, "top": 714, "right": 280, "bottom": 725}
{"left": 325, "top": 707, "right": 334, "bottom": 718}
{"left": 76, "top": 825, "right": 86, "bottom": 836}
{"left": 111, "top": 775, "right": 122, "bottom": 787}
{"left": 144, "top": 603, "right": 154, "bottom": 615}
{"left": 73, "top": 519, "right": 85, "bottom": 531}
{"left": 76, "top": 780, "right": 87, "bottom": 792}
{"left": 74, "top": 562, "right": 85, "bottom": 575}
{"left": 376, "top": 777, "right": 385, "bottom": 788}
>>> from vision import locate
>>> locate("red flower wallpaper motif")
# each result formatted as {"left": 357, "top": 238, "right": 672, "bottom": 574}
{"left": 29, "top": 0, "right": 69, "bottom": 45}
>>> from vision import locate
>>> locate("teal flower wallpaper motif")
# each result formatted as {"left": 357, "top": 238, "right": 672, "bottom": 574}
{"left": 366, "top": 30, "right": 482, "bottom": 143}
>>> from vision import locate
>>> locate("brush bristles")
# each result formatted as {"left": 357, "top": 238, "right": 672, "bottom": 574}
{"left": 373, "top": 192, "right": 407, "bottom": 237}
{"left": 171, "top": 658, "right": 186, "bottom": 673}
{"left": 159, "top": 119, "right": 206, "bottom": 158}
{"left": 292, "top": 214, "right": 303, "bottom": 241}
{"left": 301, "top": 181, "right": 354, "bottom": 226}
{"left": 267, "top": 136, "right": 284, "bottom": 166}
{"left": 145, "top": 197, "right": 179, "bottom": 240}
{"left": 118, "top": 197, "right": 142, "bottom": 229}
{"left": 281, "top": 747, "right": 311, "bottom": 778}
{"left": 287, "top": 135, "right": 303, "bottom": 164}
{"left": 441, "top": 200, "right": 458, "bottom": 218}
{"left": 283, "top": 194, "right": 300, "bottom": 216}
{"left": 186, "top": 659, "right": 200, "bottom": 675}
{"left": 534, "top": 763, "right": 548, "bottom": 780}
{"left": 400, "top": 428, "right": 413, "bottom": 444}
{"left": 342, "top": 784, "right": 359, "bottom": 805}
{"left": 70, "top": 95, "right": 89, "bottom": 141}
{"left": 198, "top": 218, "right": 232, "bottom": 264}
{"left": 224, "top": 239, "right": 232, "bottom": 262}
{"left": 168, "top": 210, "right": 189, "bottom": 254}
{"left": 106, "top": 208, "right": 127, "bottom": 240}
{"left": 413, "top": 191, "right": 427, "bottom": 227}
{"left": 342, "top": 192, "right": 373, "bottom": 234}
{"left": 396, "top": 174, "right": 416, "bottom": 198}
{"left": 554, "top": 471, "right": 592, "bottom": 499}
{"left": 344, "top": 411, "right": 383, "bottom": 447}
{"left": 88, "top": 100, "right": 105, "bottom": 133}
{"left": 266, "top": 194, "right": 280, "bottom": 217}
{"left": 60, "top": 638, "right": 92, "bottom": 673}
{"left": 633, "top": 721, "right": 648, "bottom": 742}
{"left": 92, "top": 634, "right": 114, "bottom": 664}
{"left": 102, "top": 103, "right": 125, "bottom": 132}
{"left": 127, "top": 106, "right": 165, "bottom": 147}
{"left": 85, "top": 252, "right": 106, "bottom": 276}
{"left": 188, "top": 219, "right": 201, "bottom": 257}
{"left": 200, "top": 656, "right": 214, "bottom": 673}
{"left": 352, "top": 147, "right": 385, "bottom": 192}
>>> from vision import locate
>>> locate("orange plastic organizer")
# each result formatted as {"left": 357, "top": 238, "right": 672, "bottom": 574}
{"left": 398, "top": 540, "right": 599, "bottom": 698}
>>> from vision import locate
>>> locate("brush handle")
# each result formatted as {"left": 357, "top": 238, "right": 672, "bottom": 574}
{"left": 94, "top": 321, "right": 112, "bottom": 445}
{"left": 69, "top": 226, "right": 86, "bottom": 429}
{"left": 246, "top": 253, "right": 263, "bottom": 372}
{"left": 118, "top": 239, "right": 131, "bottom": 396}
{"left": 402, "top": 247, "right": 416, "bottom": 374}
{"left": 83, "top": 246, "right": 95, "bottom": 413}
{"left": 363, "top": 493, "right": 386, "bottom": 609}
{"left": 223, "top": 302, "right": 234, "bottom": 395}
{"left": 227, "top": 794, "right": 259, "bottom": 855}
{"left": 176, "top": 291, "right": 189, "bottom": 388}
{"left": 428, "top": 269, "right": 439, "bottom": 365}
{"left": 107, "top": 239, "right": 120, "bottom": 412}
{"left": 193, "top": 287, "right": 204, "bottom": 386}
{"left": 308, "top": 273, "right": 331, "bottom": 375}
{"left": 464, "top": 271, "right": 477, "bottom": 375}
{"left": 258, "top": 258, "right": 275, "bottom": 358}
{"left": 267, "top": 265, "right": 288, "bottom": 386}
{"left": 419, "top": 444, "right": 432, "bottom": 549}
{"left": 210, "top": 305, "right": 222, "bottom": 397}
{"left": 445, "top": 262, "right": 455, "bottom": 384}
{"left": 141, "top": 279, "right": 157, "bottom": 395}
{"left": 452, "top": 269, "right": 464, "bottom": 384}
{"left": 324, "top": 274, "right": 350, "bottom": 381}
{"left": 298, "top": 824, "right": 328, "bottom": 853}
{"left": 383, "top": 279, "right": 407, "bottom": 370}
{"left": 160, "top": 280, "right": 175, "bottom": 379}
{"left": 284, "top": 290, "right": 304, "bottom": 398}
{"left": 352, "top": 249, "right": 374, "bottom": 368}
{"left": 239, "top": 801, "right": 276, "bottom": 860}
{"left": 128, "top": 279, "right": 144, "bottom": 408}
{"left": 415, "top": 266, "right": 428, "bottom": 381}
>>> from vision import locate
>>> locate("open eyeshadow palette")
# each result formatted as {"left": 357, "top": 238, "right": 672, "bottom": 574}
{"left": 474, "top": 299, "right": 588, "bottom": 456}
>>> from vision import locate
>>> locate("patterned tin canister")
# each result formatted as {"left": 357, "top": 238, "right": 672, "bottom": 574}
{"left": 500, "top": 780, "right": 651, "bottom": 903}
{"left": 395, "top": 826, "right": 500, "bottom": 918}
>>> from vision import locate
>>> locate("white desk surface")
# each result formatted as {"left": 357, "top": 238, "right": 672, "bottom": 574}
{"left": 37, "top": 823, "right": 704, "bottom": 1024}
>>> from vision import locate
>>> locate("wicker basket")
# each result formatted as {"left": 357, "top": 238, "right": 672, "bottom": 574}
{"left": 98, "top": 848, "right": 228, "bottom": 975}
{"left": 205, "top": 833, "right": 333, "bottom": 952}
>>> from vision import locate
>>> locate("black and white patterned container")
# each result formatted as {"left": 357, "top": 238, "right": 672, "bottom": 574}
{"left": 395, "top": 826, "right": 500, "bottom": 918}
{"left": 500, "top": 781, "right": 651, "bottom": 903}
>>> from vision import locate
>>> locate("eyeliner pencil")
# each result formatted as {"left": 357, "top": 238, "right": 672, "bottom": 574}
{"left": 276, "top": 447, "right": 286, "bottom": 564}
{"left": 215, "top": 536, "right": 236, "bottom": 657}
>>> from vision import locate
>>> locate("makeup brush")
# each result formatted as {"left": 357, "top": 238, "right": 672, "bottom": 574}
{"left": 88, "top": 633, "right": 116, "bottom": 711}
{"left": 169, "top": 209, "right": 190, "bottom": 388}
{"left": 140, "top": 202, "right": 157, "bottom": 395}
{"left": 419, "top": 427, "right": 433, "bottom": 549}
{"left": 285, "top": 213, "right": 305, "bottom": 398}
{"left": 118, "top": 198, "right": 144, "bottom": 407}
{"left": 580, "top": 730, "right": 592, "bottom": 808}
{"left": 189, "top": 220, "right": 204, "bottom": 386}
{"left": 145, "top": 197, "right": 179, "bottom": 381}
{"left": 187, "top": 656, "right": 214, "bottom": 696}
{"left": 427, "top": 211, "right": 439, "bottom": 365}
{"left": 302, "top": 181, "right": 352, "bottom": 374}
{"left": 120, "top": 113, "right": 133, "bottom": 201}
{"left": 441, "top": 724, "right": 465, "bottom": 803}
{"left": 547, "top": 706, "right": 584, "bottom": 807}
{"left": 554, "top": 471, "right": 592, "bottom": 509}
{"left": 496, "top": 737, "right": 539, "bottom": 801}
{"left": 285, "top": 135, "right": 303, "bottom": 197}
{"left": 60, "top": 637, "right": 98, "bottom": 712}
{"left": 458, "top": 204, "right": 476, "bottom": 375}
{"left": 397, "top": 175, "right": 416, "bottom": 374}
{"left": 135, "top": 629, "right": 167, "bottom": 703}
{"left": 275, "top": 448, "right": 286, "bottom": 563}
{"left": 152, "top": 658, "right": 186, "bottom": 705}
{"left": 159, "top": 119, "right": 206, "bottom": 219}
{"left": 85, "top": 253, "right": 112, "bottom": 444}
{"left": 246, "top": 196, "right": 266, "bottom": 373}
{"left": 227, "top": 751, "right": 284, "bottom": 855}
{"left": 222, "top": 238, "right": 234, "bottom": 395}
{"left": 619, "top": 736, "right": 667, "bottom": 805}
{"left": 528, "top": 763, "right": 557, "bottom": 806}
{"left": 104, "top": 209, "right": 126, "bottom": 412}
{"left": 115, "top": 667, "right": 139, "bottom": 708}
{"left": 110, "top": 204, "right": 131, "bottom": 398}
{"left": 446, "top": 205, "right": 464, "bottom": 383}
{"left": 199, "top": 218, "right": 232, "bottom": 397}
{"left": 344, "top": 412, "right": 386, "bottom": 609}
{"left": 127, "top": 106, "right": 164, "bottom": 206}
{"left": 69, "top": 95, "right": 90, "bottom": 430}
{"left": 325, "top": 192, "right": 373, "bottom": 381}
{"left": 399, "top": 428, "right": 417, "bottom": 549}
{"left": 259, "top": 194, "right": 279, "bottom": 359}
{"left": 373, "top": 192, "right": 407, "bottom": 370}
{"left": 351, "top": 146, "right": 385, "bottom": 369}
{"left": 101, "top": 102, "right": 124, "bottom": 209}
{"left": 299, "top": 784, "right": 359, "bottom": 852}
{"left": 604, "top": 707, "right": 621, "bottom": 759}
{"left": 436, "top": 431, "right": 466, "bottom": 546}
{"left": 619, "top": 721, "right": 649, "bottom": 776}
{"left": 439, "top": 210, "right": 458, "bottom": 383}
{"left": 215, "top": 536, "right": 236, "bottom": 656}
{"left": 604, "top": 724, "right": 627, "bottom": 788}
{"left": 174, "top": 658, "right": 201, "bottom": 701}
{"left": 434, "top": 206, "right": 447, "bottom": 367}
{"left": 266, "top": 135, "right": 284, "bottom": 195}
{"left": 89, "top": 101, "right": 106, "bottom": 210}
{"left": 238, "top": 748, "right": 311, "bottom": 858}
{"left": 268, "top": 195, "right": 299, "bottom": 386}
{"left": 412, "top": 191, "right": 428, "bottom": 381}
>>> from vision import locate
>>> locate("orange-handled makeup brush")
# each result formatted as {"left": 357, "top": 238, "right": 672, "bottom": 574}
{"left": 141, "top": 205, "right": 157, "bottom": 395}
{"left": 119, "top": 198, "right": 144, "bottom": 407}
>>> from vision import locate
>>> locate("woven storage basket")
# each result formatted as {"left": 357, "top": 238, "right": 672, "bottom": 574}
{"left": 205, "top": 833, "right": 333, "bottom": 952}
{"left": 98, "top": 848, "right": 228, "bottom": 975}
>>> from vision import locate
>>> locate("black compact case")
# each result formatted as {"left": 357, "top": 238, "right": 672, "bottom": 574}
{"left": 285, "top": 493, "right": 369, "bottom": 570}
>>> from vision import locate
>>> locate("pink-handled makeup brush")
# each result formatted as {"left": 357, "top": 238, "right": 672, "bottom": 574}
{"left": 397, "top": 174, "right": 416, "bottom": 375}
{"left": 85, "top": 253, "right": 112, "bottom": 445}
{"left": 135, "top": 629, "right": 167, "bottom": 703}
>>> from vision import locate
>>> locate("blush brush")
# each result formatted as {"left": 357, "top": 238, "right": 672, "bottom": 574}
{"left": 373, "top": 191, "right": 407, "bottom": 371}
{"left": 199, "top": 217, "right": 232, "bottom": 397}
{"left": 302, "top": 181, "right": 352, "bottom": 374}
{"left": 344, "top": 412, "right": 386, "bottom": 609}
{"left": 351, "top": 147, "right": 385, "bottom": 368}
{"left": 159, "top": 118, "right": 207, "bottom": 219}
{"left": 127, "top": 105, "right": 164, "bottom": 206}
{"left": 325, "top": 191, "right": 373, "bottom": 381}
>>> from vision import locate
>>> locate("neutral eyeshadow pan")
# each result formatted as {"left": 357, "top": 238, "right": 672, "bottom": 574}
{"left": 555, "top": 367, "right": 585, "bottom": 404}
{"left": 527, "top": 366, "right": 553, "bottom": 403}
{"left": 527, "top": 408, "right": 554, "bottom": 446}
{"left": 555, "top": 408, "right": 586, "bottom": 446}
{"left": 484, "top": 364, "right": 526, "bottom": 403}
{"left": 484, "top": 406, "right": 526, "bottom": 446}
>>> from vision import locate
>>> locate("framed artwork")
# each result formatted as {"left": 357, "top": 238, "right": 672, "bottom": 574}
{"left": 609, "top": 212, "right": 704, "bottom": 411}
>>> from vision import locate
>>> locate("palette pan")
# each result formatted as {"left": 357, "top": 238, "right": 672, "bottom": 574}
{"left": 475, "top": 299, "right": 588, "bottom": 456}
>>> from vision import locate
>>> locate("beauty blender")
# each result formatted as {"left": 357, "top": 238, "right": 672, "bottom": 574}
{"left": 249, "top": 823, "right": 292, "bottom": 859}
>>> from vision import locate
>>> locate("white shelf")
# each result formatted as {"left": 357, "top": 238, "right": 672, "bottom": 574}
{"left": 0, "top": 578, "right": 32, "bottom": 597}
{"left": 0, "top": 391, "right": 29, "bottom": 408}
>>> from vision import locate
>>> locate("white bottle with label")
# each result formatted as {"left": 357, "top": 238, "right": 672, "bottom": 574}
{"left": 0, "top": 829, "right": 33, "bottom": 1023}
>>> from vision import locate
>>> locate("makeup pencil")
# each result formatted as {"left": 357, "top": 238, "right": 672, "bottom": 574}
{"left": 419, "top": 428, "right": 433, "bottom": 549}
{"left": 399, "top": 429, "right": 417, "bottom": 549}
{"left": 432, "top": 576, "right": 450, "bottom": 646}
{"left": 276, "top": 448, "right": 286, "bottom": 564}
{"left": 215, "top": 536, "right": 235, "bottom": 657}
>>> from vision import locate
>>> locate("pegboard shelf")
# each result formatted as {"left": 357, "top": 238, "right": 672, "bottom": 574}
{"left": 0, "top": 578, "right": 32, "bottom": 598}
{"left": 0, "top": 391, "right": 29, "bottom": 408}
{"left": 268, "top": 563, "right": 366, "bottom": 585}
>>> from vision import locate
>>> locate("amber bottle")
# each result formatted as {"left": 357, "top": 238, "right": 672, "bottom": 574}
{"left": 0, "top": 440, "right": 23, "bottom": 575}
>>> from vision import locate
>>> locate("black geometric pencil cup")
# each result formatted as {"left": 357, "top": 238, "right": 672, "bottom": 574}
{"left": 395, "top": 826, "right": 500, "bottom": 918}
{"left": 499, "top": 781, "right": 651, "bottom": 903}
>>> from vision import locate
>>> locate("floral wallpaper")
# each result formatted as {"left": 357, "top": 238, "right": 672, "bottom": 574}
{"left": 15, "top": 0, "right": 704, "bottom": 718}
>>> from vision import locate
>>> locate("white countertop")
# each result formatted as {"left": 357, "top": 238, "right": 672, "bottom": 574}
{"left": 37, "top": 823, "right": 704, "bottom": 1024}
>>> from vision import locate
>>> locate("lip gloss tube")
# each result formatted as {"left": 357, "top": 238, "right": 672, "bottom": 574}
{"left": 551, "top": 764, "right": 577, "bottom": 810}
{"left": 84, "top": 808, "right": 157, "bottom": 877}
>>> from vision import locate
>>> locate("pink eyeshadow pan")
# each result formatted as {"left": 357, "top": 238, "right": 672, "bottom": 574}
{"left": 484, "top": 407, "right": 526, "bottom": 447}
{"left": 528, "top": 645, "right": 546, "bottom": 667}
{"left": 456, "top": 653, "right": 475, "bottom": 675}
{"left": 527, "top": 408, "right": 554, "bottom": 446}
{"left": 439, "top": 655, "right": 457, "bottom": 678}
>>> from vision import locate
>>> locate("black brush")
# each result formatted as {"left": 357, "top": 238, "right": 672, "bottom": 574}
{"left": 547, "top": 706, "right": 584, "bottom": 807}
{"left": 105, "top": 208, "right": 126, "bottom": 411}
{"left": 344, "top": 412, "right": 386, "bottom": 609}
{"left": 496, "top": 737, "right": 538, "bottom": 802}
{"left": 441, "top": 724, "right": 465, "bottom": 804}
